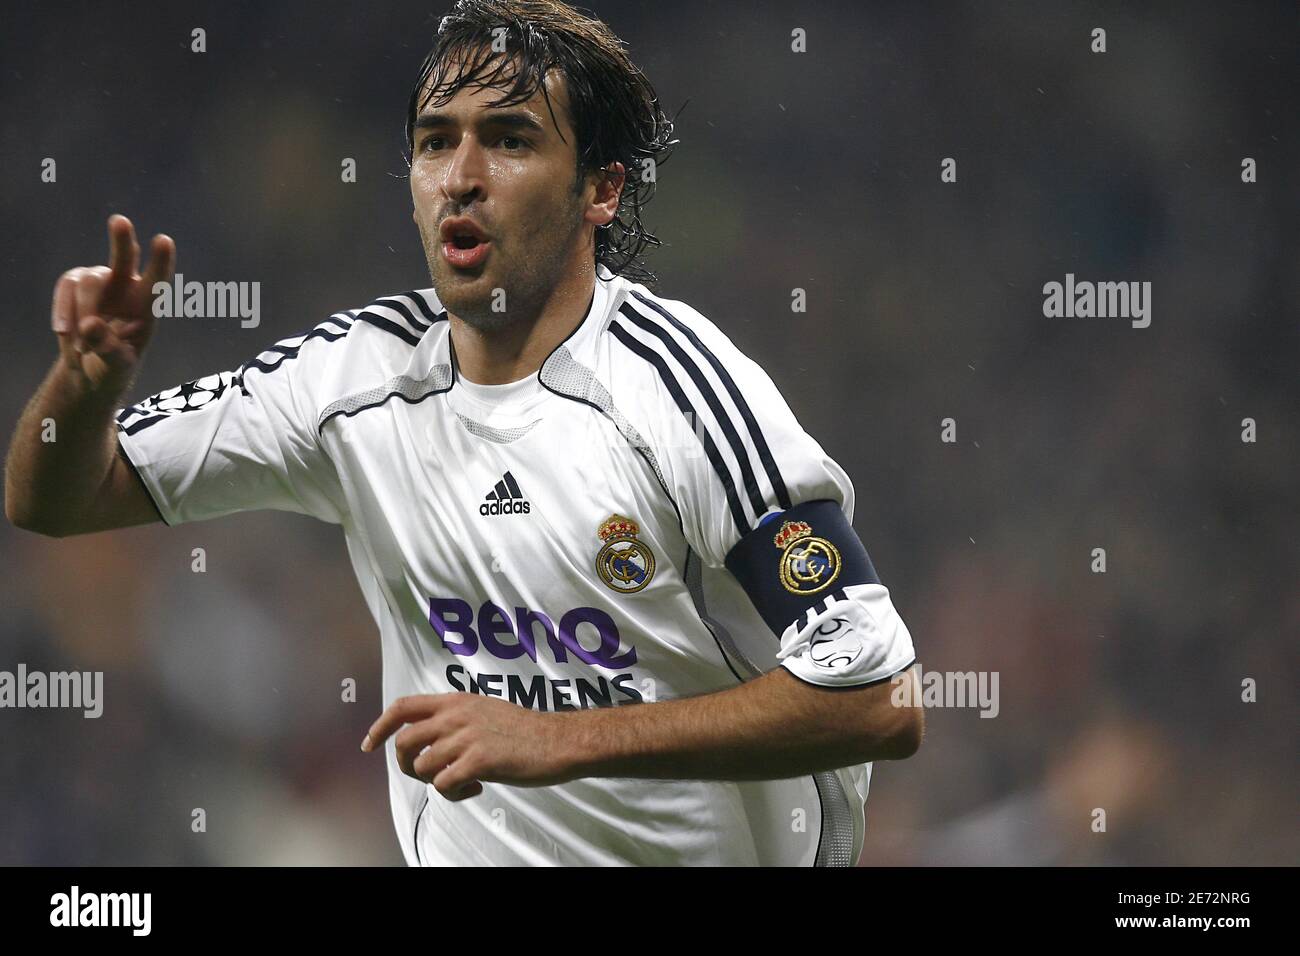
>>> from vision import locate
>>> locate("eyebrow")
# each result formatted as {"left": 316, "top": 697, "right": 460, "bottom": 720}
{"left": 413, "top": 110, "right": 548, "bottom": 136}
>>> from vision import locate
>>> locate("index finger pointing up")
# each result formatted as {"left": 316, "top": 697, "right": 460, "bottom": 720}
{"left": 107, "top": 214, "right": 139, "bottom": 278}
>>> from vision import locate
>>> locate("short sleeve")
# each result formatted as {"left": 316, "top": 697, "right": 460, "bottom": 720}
{"left": 631, "top": 299, "right": 855, "bottom": 569}
{"left": 114, "top": 319, "right": 350, "bottom": 526}
{"left": 624, "top": 295, "right": 915, "bottom": 688}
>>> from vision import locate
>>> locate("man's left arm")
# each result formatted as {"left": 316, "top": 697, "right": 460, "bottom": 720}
{"left": 363, "top": 498, "right": 924, "bottom": 800}
{"left": 362, "top": 661, "right": 922, "bottom": 801}
{"left": 560, "top": 658, "right": 924, "bottom": 781}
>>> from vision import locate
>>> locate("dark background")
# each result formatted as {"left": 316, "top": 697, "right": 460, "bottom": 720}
{"left": 0, "top": 0, "right": 1295, "bottom": 864}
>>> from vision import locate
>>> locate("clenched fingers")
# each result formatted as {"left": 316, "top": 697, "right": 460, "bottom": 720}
{"left": 393, "top": 715, "right": 451, "bottom": 779}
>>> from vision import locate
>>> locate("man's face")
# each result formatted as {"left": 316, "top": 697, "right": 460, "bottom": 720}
{"left": 409, "top": 56, "right": 592, "bottom": 332}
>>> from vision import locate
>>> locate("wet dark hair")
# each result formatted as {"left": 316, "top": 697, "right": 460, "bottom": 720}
{"left": 405, "top": 0, "right": 680, "bottom": 284}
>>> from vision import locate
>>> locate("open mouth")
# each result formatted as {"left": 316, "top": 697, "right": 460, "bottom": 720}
{"left": 438, "top": 216, "right": 491, "bottom": 268}
{"left": 442, "top": 237, "right": 491, "bottom": 269}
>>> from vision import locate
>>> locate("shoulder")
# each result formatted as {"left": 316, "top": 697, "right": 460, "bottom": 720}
{"left": 242, "top": 288, "right": 448, "bottom": 398}
{"left": 599, "top": 280, "right": 794, "bottom": 445}
{"left": 595, "top": 279, "right": 852, "bottom": 543}
{"left": 603, "top": 281, "right": 760, "bottom": 385}
{"left": 293, "top": 288, "right": 446, "bottom": 360}
{"left": 341, "top": 289, "right": 446, "bottom": 350}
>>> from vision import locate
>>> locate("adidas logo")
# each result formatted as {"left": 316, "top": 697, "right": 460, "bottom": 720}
{"left": 480, "top": 470, "right": 531, "bottom": 516}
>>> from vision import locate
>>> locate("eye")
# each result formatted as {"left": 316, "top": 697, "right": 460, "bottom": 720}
{"left": 500, "top": 135, "right": 527, "bottom": 151}
{"left": 419, "top": 136, "right": 444, "bottom": 153}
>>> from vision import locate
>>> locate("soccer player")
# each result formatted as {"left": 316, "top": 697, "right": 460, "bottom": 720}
{"left": 5, "top": 0, "right": 922, "bottom": 866}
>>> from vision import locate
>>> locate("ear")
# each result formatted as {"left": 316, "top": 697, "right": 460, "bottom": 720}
{"left": 588, "top": 161, "right": 626, "bottom": 228}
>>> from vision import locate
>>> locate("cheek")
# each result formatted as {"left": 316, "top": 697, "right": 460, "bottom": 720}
{"left": 517, "top": 187, "right": 573, "bottom": 238}
{"left": 410, "top": 169, "right": 437, "bottom": 213}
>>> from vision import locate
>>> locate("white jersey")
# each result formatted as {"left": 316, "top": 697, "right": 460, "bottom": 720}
{"left": 115, "top": 264, "right": 917, "bottom": 866}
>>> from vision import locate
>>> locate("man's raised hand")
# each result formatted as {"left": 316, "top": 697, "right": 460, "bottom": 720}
{"left": 52, "top": 214, "right": 175, "bottom": 396}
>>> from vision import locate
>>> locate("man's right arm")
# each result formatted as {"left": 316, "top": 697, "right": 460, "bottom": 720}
{"left": 4, "top": 215, "right": 175, "bottom": 538}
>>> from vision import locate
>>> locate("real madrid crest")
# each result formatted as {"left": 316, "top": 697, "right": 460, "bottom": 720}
{"left": 595, "top": 514, "right": 656, "bottom": 593}
{"left": 773, "top": 518, "right": 841, "bottom": 595}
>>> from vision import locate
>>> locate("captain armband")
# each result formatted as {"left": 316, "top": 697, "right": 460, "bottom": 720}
{"left": 724, "top": 499, "right": 917, "bottom": 688}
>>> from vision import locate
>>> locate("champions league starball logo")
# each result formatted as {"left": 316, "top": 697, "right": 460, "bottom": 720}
{"left": 594, "top": 514, "right": 656, "bottom": 594}
{"left": 773, "top": 519, "right": 842, "bottom": 595}
{"left": 807, "top": 615, "right": 864, "bottom": 669}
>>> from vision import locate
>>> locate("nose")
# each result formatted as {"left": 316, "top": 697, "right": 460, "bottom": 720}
{"left": 439, "top": 135, "right": 487, "bottom": 204}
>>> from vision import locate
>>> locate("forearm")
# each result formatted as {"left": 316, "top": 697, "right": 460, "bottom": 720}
{"left": 559, "top": 665, "right": 920, "bottom": 782}
{"left": 5, "top": 357, "right": 123, "bottom": 534}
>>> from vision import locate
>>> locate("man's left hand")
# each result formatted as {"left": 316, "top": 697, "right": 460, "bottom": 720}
{"left": 361, "top": 694, "right": 578, "bottom": 801}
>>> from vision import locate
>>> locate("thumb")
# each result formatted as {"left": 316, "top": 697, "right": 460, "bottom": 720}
{"left": 77, "top": 314, "right": 138, "bottom": 392}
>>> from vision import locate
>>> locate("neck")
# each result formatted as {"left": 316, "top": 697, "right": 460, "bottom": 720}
{"left": 448, "top": 265, "right": 597, "bottom": 385}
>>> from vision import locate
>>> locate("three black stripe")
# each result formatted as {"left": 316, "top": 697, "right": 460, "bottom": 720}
{"left": 609, "top": 321, "right": 752, "bottom": 534}
{"left": 610, "top": 294, "right": 790, "bottom": 536}
{"left": 117, "top": 292, "right": 446, "bottom": 435}
{"left": 357, "top": 292, "right": 447, "bottom": 345}
{"left": 118, "top": 321, "right": 347, "bottom": 433}
{"left": 618, "top": 303, "right": 769, "bottom": 522}
{"left": 629, "top": 290, "right": 791, "bottom": 511}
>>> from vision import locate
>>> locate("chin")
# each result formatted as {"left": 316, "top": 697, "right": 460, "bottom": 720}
{"left": 434, "top": 280, "right": 483, "bottom": 308}
{"left": 427, "top": 262, "right": 474, "bottom": 297}
{"left": 433, "top": 286, "right": 510, "bottom": 331}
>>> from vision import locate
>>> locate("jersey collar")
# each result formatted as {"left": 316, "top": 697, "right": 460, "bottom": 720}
{"left": 424, "top": 264, "right": 624, "bottom": 391}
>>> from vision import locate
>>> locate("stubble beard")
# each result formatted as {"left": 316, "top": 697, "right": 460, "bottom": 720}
{"left": 420, "top": 195, "right": 585, "bottom": 336}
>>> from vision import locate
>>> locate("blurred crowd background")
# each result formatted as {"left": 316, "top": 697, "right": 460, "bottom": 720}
{"left": 0, "top": 0, "right": 1295, "bottom": 865}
